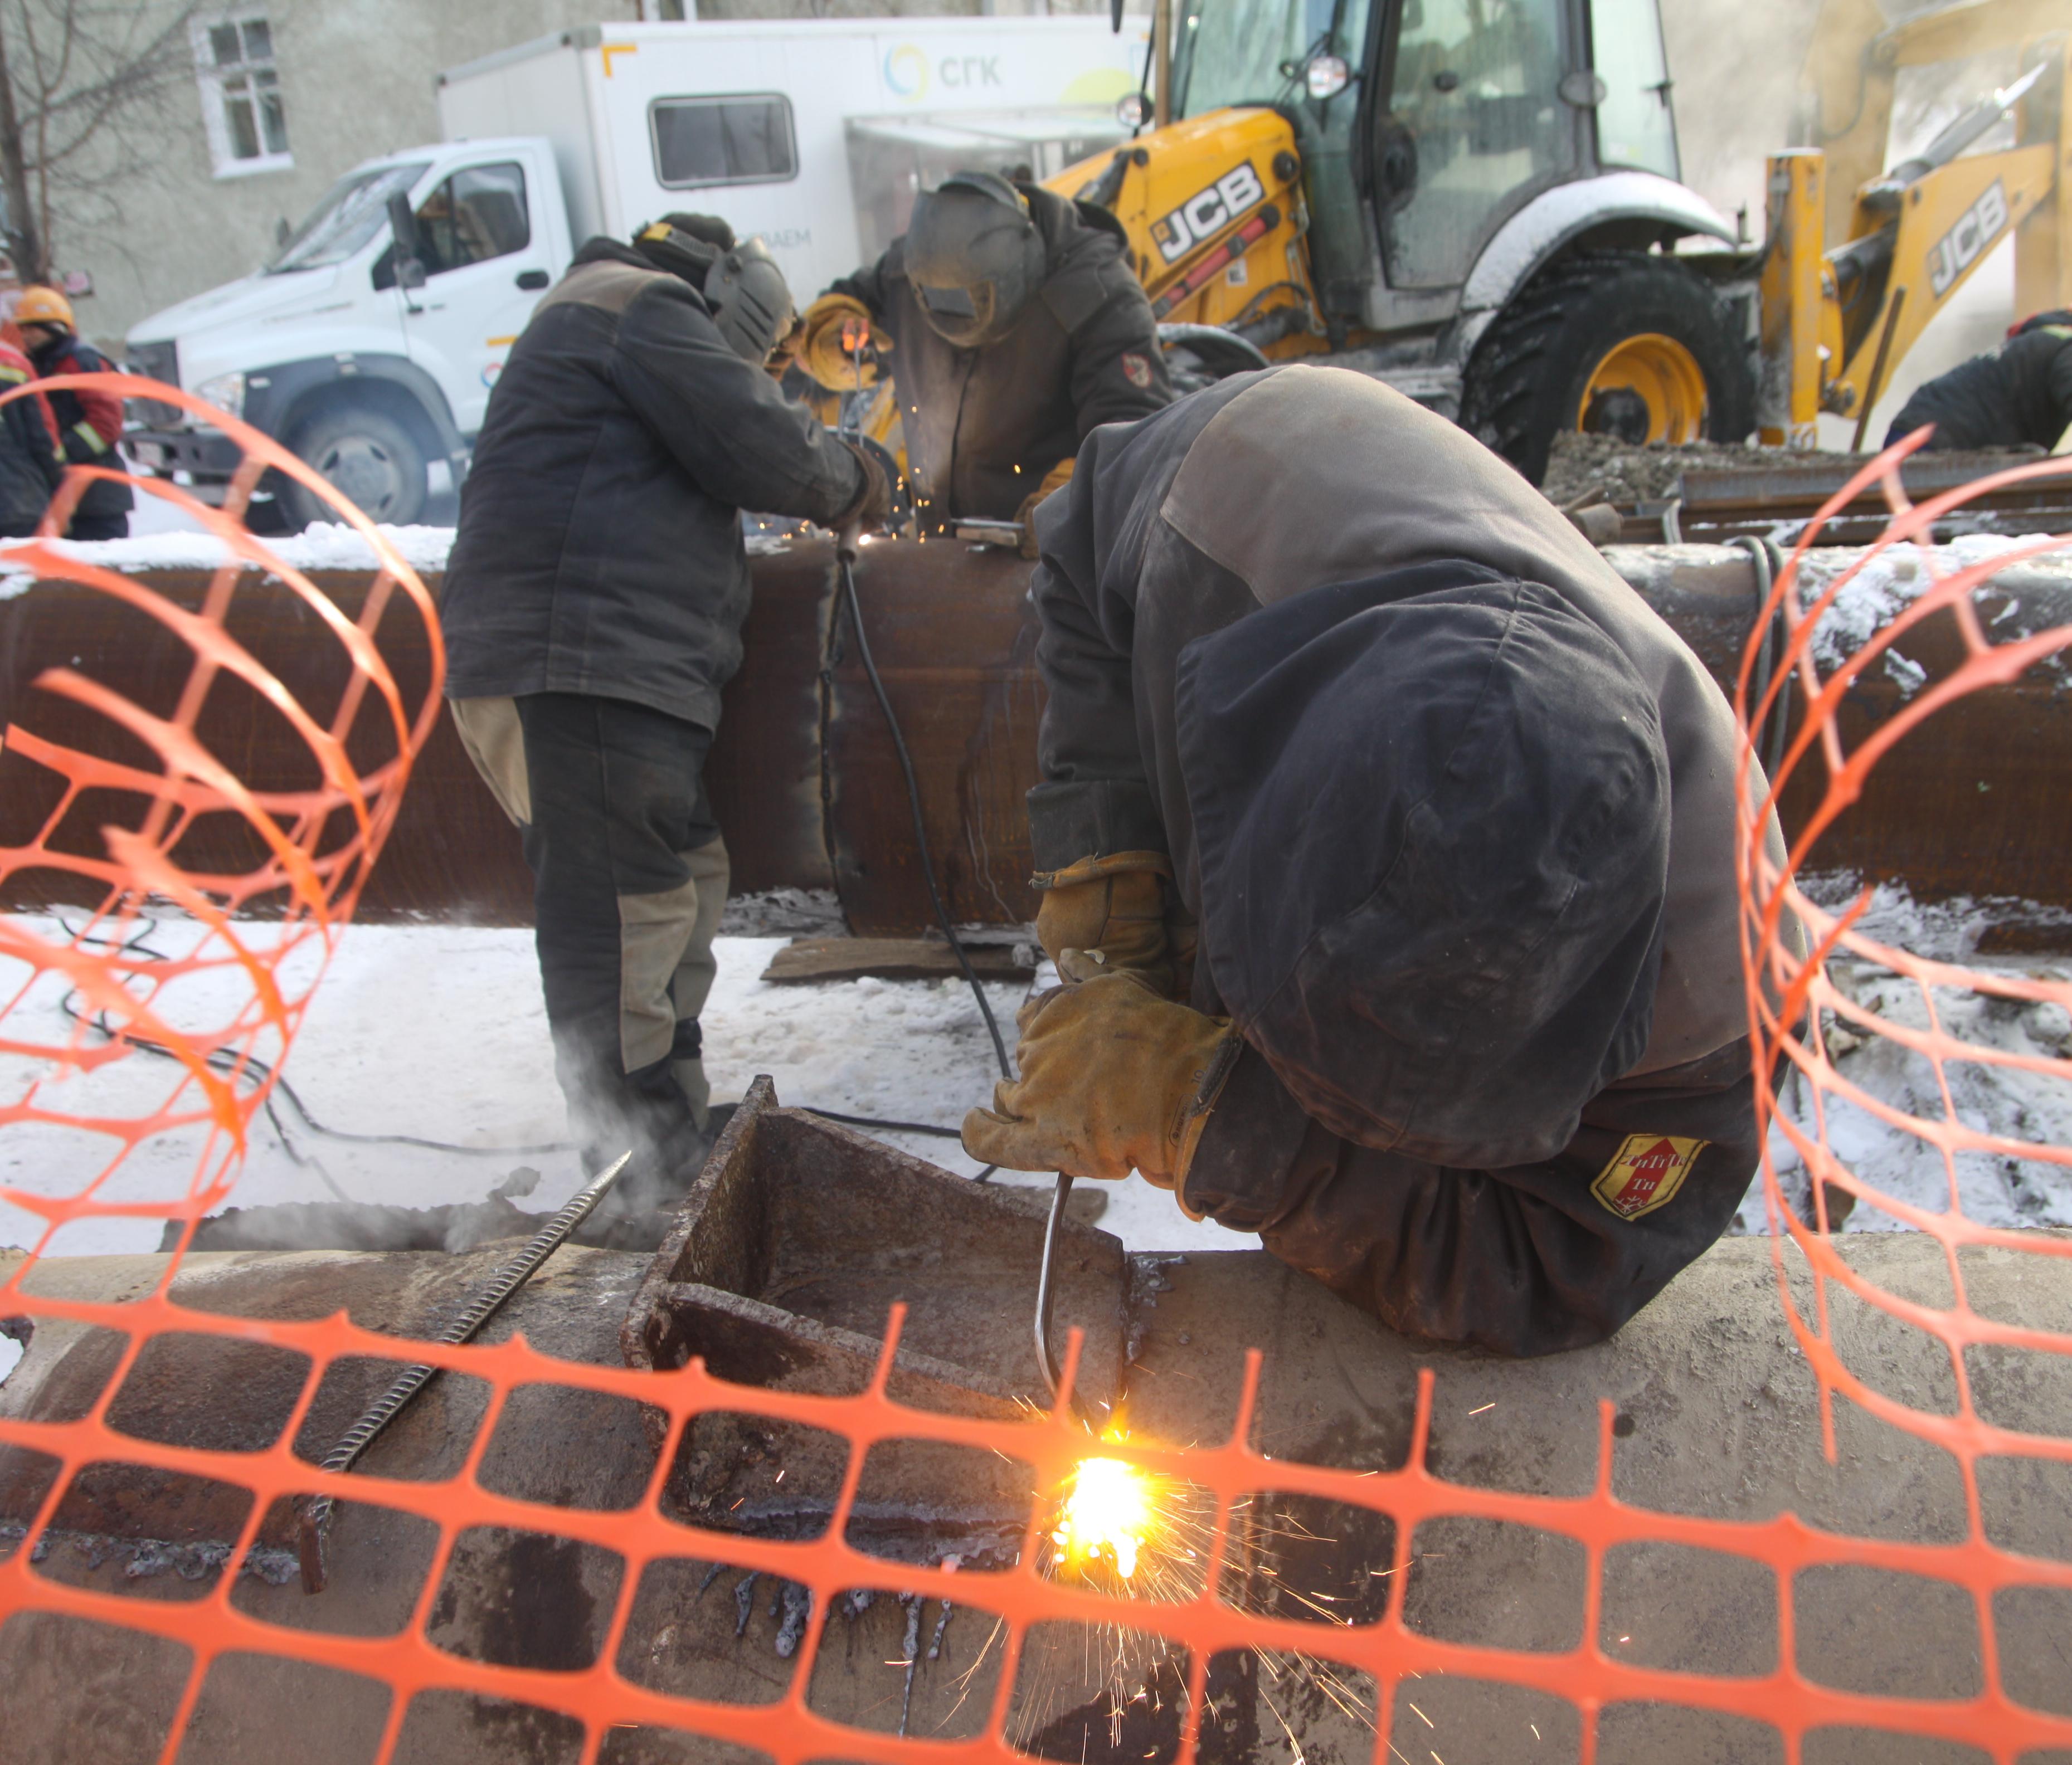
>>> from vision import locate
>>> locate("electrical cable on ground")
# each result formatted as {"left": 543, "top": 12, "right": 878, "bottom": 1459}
{"left": 50, "top": 915, "right": 984, "bottom": 1173}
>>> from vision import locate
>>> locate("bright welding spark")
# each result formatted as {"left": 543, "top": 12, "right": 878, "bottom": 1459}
{"left": 1052, "top": 1456, "right": 1154, "bottom": 1580}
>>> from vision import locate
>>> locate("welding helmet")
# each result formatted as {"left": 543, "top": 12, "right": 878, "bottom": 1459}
{"left": 903, "top": 172, "right": 1047, "bottom": 349}
{"left": 636, "top": 214, "right": 795, "bottom": 364}
{"left": 702, "top": 237, "right": 795, "bottom": 365}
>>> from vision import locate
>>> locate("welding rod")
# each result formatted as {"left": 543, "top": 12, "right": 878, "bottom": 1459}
{"left": 1034, "top": 1172, "right": 1098, "bottom": 1428}
{"left": 295, "top": 1149, "right": 633, "bottom": 1593}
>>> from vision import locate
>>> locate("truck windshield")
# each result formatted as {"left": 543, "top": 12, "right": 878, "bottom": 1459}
{"left": 1174, "top": 0, "right": 1343, "bottom": 114}
{"left": 269, "top": 162, "right": 429, "bottom": 273}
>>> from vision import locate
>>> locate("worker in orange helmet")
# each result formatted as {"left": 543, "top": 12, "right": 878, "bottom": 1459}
{"left": 0, "top": 326, "right": 61, "bottom": 537}
{"left": 14, "top": 285, "right": 133, "bottom": 540}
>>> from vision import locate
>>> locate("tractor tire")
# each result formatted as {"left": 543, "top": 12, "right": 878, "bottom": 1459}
{"left": 278, "top": 403, "right": 428, "bottom": 530}
{"left": 1460, "top": 252, "right": 1754, "bottom": 487}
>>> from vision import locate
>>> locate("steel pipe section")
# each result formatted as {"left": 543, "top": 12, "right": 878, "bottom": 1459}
{"left": 4, "top": 541, "right": 2072, "bottom": 939}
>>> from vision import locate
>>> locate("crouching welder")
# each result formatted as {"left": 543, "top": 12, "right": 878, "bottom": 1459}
{"left": 964, "top": 364, "right": 1792, "bottom": 1357}
{"left": 440, "top": 213, "right": 888, "bottom": 1222}
{"left": 1884, "top": 309, "right": 2072, "bottom": 453}
{"left": 795, "top": 171, "right": 1171, "bottom": 543}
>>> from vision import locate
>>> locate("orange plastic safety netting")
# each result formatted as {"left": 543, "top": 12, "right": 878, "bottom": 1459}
{"left": 0, "top": 415, "right": 2068, "bottom": 1765}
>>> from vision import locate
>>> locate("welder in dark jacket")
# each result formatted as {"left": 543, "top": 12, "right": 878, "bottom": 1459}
{"left": 964, "top": 364, "right": 1796, "bottom": 1358}
{"left": 0, "top": 334, "right": 61, "bottom": 536}
{"left": 441, "top": 214, "right": 887, "bottom": 1221}
{"left": 16, "top": 285, "right": 132, "bottom": 540}
{"left": 796, "top": 172, "right": 1171, "bottom": 537}
{"left": 1884, "top": 309, "right": 2072, "bottom": 452}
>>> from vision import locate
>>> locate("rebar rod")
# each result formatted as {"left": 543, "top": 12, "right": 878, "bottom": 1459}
{"left": 296, "top": 1149, "right": 631, "bottom": 1592}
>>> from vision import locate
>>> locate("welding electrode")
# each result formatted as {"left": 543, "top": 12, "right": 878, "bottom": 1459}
{"left": 296, "top": 1149, "right": 633, "bottom": 1594}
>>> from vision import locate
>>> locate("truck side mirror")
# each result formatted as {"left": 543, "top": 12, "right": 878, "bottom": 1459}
{"left": 386, "top": 191, "right": 427, "bottom": 291}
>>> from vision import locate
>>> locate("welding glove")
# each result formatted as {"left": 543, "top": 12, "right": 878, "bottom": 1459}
{"left": 961, "top": 970, "right": 1241, "bottom": 1187}
{"left": 800, "top": 292, "right": 893, "bottom": 390}
{"left": 835, "top": 440, "right": 894, "bottom": 548}
{"left": 1033, "top": 850, "right": 1183, "bottom": 998}
{"left": 1013, "top": 456, "right": 1076, "bottom": 559}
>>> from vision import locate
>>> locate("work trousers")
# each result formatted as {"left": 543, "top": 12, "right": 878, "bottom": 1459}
{"left": 451, "top": 692, "right": 728, "bottom": 1203}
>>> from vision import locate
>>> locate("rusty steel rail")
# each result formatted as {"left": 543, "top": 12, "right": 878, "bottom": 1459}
{"left": 1614, "top": 455, "right": 2072, "bottom": 546}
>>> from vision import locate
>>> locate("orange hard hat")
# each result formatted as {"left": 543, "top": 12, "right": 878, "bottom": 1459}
{"left": 14, "top": 285, "right": 74, "bottom": 331}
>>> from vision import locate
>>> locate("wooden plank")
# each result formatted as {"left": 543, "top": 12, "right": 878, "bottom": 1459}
{"left": 761, "top": 936, "right": 1034, "bottom": 986}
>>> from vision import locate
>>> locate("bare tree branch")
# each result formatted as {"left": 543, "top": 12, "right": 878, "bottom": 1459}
{"left": 0, "top": 0, "right": 201, "bottom": 286}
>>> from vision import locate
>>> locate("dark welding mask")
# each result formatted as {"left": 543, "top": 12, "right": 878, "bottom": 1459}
{"left": 703, "top": 237, "right": 795, "bottom": 364}
{"left": 903, "top": 172, "right": 1047, "bottom": 348}
{"left": 637, "top": 215, "right": 796, "bottom": 364}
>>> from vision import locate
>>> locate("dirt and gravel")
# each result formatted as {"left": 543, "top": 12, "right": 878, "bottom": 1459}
{"left": 1540, "top": 430, "right": 2049, "bottom": 508}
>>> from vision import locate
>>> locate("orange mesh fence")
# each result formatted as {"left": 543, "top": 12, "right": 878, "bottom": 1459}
{"left": 0, "top": 415, "right": 2068, "bottom": 1764}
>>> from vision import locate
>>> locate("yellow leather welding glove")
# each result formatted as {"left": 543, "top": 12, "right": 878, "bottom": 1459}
{"left": 1013, "top": 455, "right": 1076, "bottom": 559}
{"left": 1033, "top": 850, "right": 1177, "bottom": 997}
{"left": 800, "top": 292, "right": 893, "bottom": 391}
{"left": 961, "top": 970, "right": 1240, "bottom": 1187}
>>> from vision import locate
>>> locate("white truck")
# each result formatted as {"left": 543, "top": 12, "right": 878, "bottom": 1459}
{"left": 123, "top": 16, "right": 1147, "bottom": 528}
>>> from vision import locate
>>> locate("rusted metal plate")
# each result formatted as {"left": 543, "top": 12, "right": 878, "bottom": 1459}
{"left": 824, "top": 537, "right": 1045, "bottom": 934}
{"left": 622, "top": 1076, "right": 1125, "bottom": 1418}
{"left": 1617, "top": 548, "right": 2072, "bottom": 935}
{"left": 761, "top": 935, "right": 1034, "bottom": 984}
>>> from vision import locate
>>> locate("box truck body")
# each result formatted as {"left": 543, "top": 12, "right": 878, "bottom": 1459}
{"left": 124, "top": 17, "right": 1145, "bottom": 527}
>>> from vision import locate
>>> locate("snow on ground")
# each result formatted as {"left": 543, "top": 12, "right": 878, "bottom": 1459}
{"left": 1734, "top": 881, "right": 2072, "bottom": 1235}
{"left": 0, "top": 500, "right": 802, "bottom": 591}
{"left": 9, "top": 881, "right": 2072, "bottom": 1271}
{"left": 0, "top": 913, "right": 1232, "bottom": 1261}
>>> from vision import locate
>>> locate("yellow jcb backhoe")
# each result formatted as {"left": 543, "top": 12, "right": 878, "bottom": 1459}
{"left": 1020, "top": 0, "right": 2068, "bottom": 477}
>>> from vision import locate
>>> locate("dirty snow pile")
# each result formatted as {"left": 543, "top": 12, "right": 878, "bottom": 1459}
{"left": 0, "top": 513, "right": 805, "bottom": 592}
{"left": 0, "top": 910, "right": 1230, "bottom": 1271}
{"left": 7, "top": 879, "right": 2072, "bottom": 1304}
{"left": 0, "top": 521, "right": 460, "bottom": 584}
{"left": 1786, "top": 533, "right": 2072, "bottom": 694}
{"left": 1736, "top": 880, "right": 2072, "bottom": 1235}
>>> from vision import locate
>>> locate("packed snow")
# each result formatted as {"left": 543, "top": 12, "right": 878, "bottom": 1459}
{"left": 6, "top": 872, "right": 2072, "bottom": 1294}
{"left": 0, "top": 908, "right": 1232, "bottom": 1266}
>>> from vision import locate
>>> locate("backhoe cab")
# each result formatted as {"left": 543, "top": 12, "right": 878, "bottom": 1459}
{"left": 1052, "top": 0, "right": 1753, "bottom": 482}
{"left": 1049, "top": 0, "right": 2069, "bottom": 479}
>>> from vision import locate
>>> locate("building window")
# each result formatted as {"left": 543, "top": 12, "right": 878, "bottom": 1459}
{"left": 194, "top": 14, "right": 290, "bottom": 177}
{"left": 649, "top": 95, "right": 797, "bottom": 189}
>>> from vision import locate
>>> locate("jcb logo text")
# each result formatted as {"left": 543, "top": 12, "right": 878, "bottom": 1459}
{"left": 1152, "top": 163, "right": 1267, "bottom": 264}
{"left": 1928, "top": 181, "right": 2008, "bottom": 299}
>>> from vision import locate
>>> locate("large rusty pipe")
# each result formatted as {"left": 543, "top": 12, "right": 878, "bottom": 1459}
{"left": 3, "top": 540, "right": 2072, "bottom": 942}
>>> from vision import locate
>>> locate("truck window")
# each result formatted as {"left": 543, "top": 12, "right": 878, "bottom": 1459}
{"left": 1380, "top": 0, "right": 1571, "bottom": 289}
{"left": 1588, "top": 0, "right": 1677, "bottom": 179}
{"left": 650, "top": 94, "right": 797, "bottom": 188}
{"left": 374, "top": 162, "right": 531, "bottom": 288}
{"left": 270, "top": 162, "right": 429, "bottom": 274}
{"left": 416, "top": 163, "right": 531, "bottom": 275}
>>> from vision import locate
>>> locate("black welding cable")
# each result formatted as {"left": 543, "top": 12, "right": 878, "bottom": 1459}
{"left": 1733, "top": 535, "right": 1794, "bottom": 781}
{"left": 835, "top": 548, "right": 1015, "bottom": 1084}
{"left": 833, "top": 545, "right": 1009, "bottom": 1183}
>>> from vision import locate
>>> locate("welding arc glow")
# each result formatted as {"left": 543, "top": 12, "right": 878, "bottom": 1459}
{"left": 1052, "top": 1456, "right": 1155, "bottom": 1580}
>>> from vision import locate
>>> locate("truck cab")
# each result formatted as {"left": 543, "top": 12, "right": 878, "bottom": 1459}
{"left": 124, "top": 136, "right": 571, "bottom": 528}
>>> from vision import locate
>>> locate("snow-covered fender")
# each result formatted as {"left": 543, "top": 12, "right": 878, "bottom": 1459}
{"left": 240, "top": 352, "right": 468, "bottom": 468}
{"left": 1445, "top": 172, "right": 1738, "bottom": 364}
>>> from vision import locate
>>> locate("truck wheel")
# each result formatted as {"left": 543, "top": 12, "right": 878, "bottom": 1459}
{"left": 1460, "top": 253, "right": 1754, "bottom": 486}
{"left": 279, "top": 404, "right": 428, "bottom": 529}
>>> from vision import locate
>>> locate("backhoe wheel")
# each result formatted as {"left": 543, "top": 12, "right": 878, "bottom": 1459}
{"left": 1460, "top": 253, "right": 1754, "bottom": 486}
